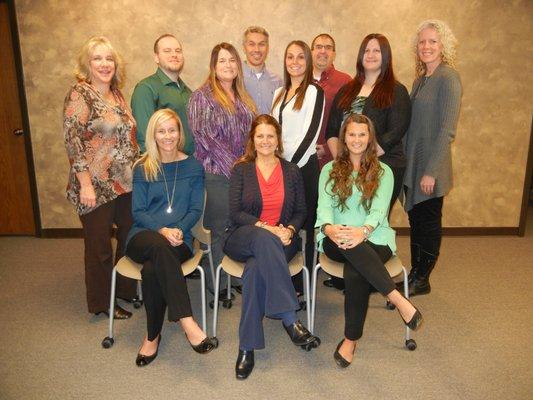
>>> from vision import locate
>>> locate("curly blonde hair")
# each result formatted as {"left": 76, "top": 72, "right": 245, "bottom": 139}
{"left": 75, "top": 36, "right": 125, "bottom": 89}
{"left": 413, "top": 19, "right": 458, "bottom": 77}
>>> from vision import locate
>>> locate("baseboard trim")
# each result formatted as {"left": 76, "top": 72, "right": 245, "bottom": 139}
{"left": 394, "top": 227, "right": 520, "bottom": 236}
{"left": 39, "top": 226, "right": 520, "bottom": 238}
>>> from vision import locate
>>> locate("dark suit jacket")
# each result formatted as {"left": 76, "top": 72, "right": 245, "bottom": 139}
{"left": 227, "top": 158, "right": 307, "bottom": 234}
{"left": 326, "top": 81, "right": 411, "bottom": 168}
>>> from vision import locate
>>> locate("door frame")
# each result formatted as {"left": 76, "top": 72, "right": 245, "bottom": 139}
{"left": 3, "top": 0, "right": 42, "bottom": 236}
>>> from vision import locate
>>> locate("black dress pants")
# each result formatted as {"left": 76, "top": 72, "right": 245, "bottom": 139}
{"left": 407, "top": 196, "right": 444, "bottom": 260}
{"left": 323, "top": 237, "right": 394, "bottom": 340}
{"left": 79, "top": 193, "right": 136, "bottom": 313}
{"left": 126, "top": 230, "right": 193, "bottom": 341}
{"left": 294, "top": 154, "right": 319, "bottom": 292}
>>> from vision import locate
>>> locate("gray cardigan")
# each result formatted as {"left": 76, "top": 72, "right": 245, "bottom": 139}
{"left": 403, "top": 63, "right": 462, "bottom": 211}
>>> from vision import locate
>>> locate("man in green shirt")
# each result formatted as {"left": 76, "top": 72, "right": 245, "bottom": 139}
{"left": 131, "top": 34, "right": 195, "bottom": 154}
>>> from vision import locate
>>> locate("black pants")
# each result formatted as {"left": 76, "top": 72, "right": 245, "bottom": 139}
{"left": 79, "top": 193, "right": 136, "bottom": 313}
{"left": 294, "top": 154, "right": 319, "bottom": 292}
{"left": 323, "top": 237, "right": 394, "bottom": 340}
{"left": 126, "top": 230, "right": 193, "bottom": 341}
{"left": 408, "top": 196, "right": 444, "bottom": 261}
{"left": 388, "top": 165, "right": 405, "bottom": 215}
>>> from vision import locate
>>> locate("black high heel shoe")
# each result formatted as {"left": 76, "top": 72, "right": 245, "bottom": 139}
{"left": 235, "top": 349, "right": 254, "bottom": 380}
{"left": 135, "top": 335, "right": 161, "bottom": 367}
{"left": 333, "top": 339, "right": 354, "bottom": 368}
{"left": 400, "top": 304, "right": 423, "bottom": 331}
{"left": 283, "top": 320, "right": 317, "bottom": 346}
{"left": 190, "top": 337, "right": 219, "bottom": 354}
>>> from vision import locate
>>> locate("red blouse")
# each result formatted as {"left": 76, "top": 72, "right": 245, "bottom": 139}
{"left": 257, "top": 162, "right": 284, "bottom": 225}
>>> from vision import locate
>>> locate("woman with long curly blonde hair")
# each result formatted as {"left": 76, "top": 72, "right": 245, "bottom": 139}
{"left": 316, "top": 114, "right": 423, "bottom": 367}
{"left": 402, "top": 20, "right": 462, "bottom": 297}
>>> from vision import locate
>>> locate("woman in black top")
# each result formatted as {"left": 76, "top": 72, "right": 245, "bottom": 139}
{"left": 326, "top": 33, "right": 411, "bottom": 211}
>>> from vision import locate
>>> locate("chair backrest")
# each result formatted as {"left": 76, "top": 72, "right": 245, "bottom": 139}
{"left": 191, "top": 190, "right": 211, "bottom": 245}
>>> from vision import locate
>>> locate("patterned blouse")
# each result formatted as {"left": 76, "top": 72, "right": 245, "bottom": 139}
{"left": 188, "top": 84, "right": 254, "bottom": 179}
{"left": 63, "top": 81, "right": 139, "bottom": 215}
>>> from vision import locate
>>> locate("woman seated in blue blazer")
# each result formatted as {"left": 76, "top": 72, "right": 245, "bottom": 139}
{"left": 125, "top": 109, "right": 218, "bottom": 367}
{"left": 224, "top": 114, "right": 320, "bottom": 380}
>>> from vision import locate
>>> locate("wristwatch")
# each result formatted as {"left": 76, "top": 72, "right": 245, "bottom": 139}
{"left": 362, "top": 225, "right": 370, "bottom": 239}
{"left": 320, "top": 223, "right": 331, "bottom": 234}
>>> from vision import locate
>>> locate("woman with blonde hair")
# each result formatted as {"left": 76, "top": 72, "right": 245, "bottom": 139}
{"left": 225, "top": 114, "right": 319, "bottom": 380}
{"left": 188, "top": 42, "right": 256, "bottom": 293}
{"left": 316, "top": 114, "right": 422, "bottom": 367}
{"left": 402, "top": 20, "right": 462, "bottom": 296}
{"left": 64, "top": 36, "right": 137, "bottom": 319}
{"left": 125, "top": 109, "right": 218, "bottom": 367}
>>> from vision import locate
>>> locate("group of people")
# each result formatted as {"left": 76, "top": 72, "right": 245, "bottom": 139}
{"left": 63, "top": 19, "right": 462, "bottom": 379}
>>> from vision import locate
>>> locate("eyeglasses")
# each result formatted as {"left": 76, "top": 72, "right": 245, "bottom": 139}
{"left": 314, "top": 44, "right": 334, "bottom": 51}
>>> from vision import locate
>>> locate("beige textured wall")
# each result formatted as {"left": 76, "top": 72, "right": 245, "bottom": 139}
{"left": 15, "top": 0, "right": 533, "bottom": 229}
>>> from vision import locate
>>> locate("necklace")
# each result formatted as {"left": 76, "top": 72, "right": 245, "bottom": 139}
{"left": 161, "top": 161, "right": 179, "bottom": 213}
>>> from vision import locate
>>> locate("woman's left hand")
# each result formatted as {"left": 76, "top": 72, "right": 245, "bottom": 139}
{"left": 277, "top": 225, "right": 293, "bottom": 246}
{"left": 420, "top": 175, "right": 435, "bottom": 195}
{"left": 338, "top": 225, "right": 366, "bottom": 250}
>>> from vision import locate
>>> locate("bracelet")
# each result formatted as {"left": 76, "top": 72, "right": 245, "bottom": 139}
{"left": 362, "top": 225, "right": 370, "bottom": 239}
{"left": 287, "top": 226, "right": 296, "bottom": 236}
{"left": 320, "top": 223, "right": 331, "bottom": 235}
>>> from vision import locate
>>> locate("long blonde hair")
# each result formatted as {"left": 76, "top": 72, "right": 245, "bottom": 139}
{"left": 75, "top": 36, "right": 125, "bottom": 89}
{"left": 135, "top": 109, "right": 184, "bottom": 181}
{"left": 205, "top": 42, "right": 256, "bottom": 114}
{"left": 413, "top": 19, "right": 458, "bottom": 77}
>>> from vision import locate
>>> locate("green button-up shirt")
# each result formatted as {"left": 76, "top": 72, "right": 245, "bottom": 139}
{"left": 131, "top": 68, "right": 195, "bottom": 154}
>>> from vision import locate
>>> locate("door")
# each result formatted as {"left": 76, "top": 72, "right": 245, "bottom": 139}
{"left": 0, "top": 1, "right": 36, "bottom": 234}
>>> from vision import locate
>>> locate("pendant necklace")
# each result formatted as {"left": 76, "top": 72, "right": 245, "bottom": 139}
{"left": 161, "top": 160, "right": 179, "bottom": 214}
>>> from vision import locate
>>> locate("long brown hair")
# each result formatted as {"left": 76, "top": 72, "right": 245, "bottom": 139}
{"left": 327, "top": 114, "right": 382, "bottom": 212}
{"left": 272, "top": 40, "right": 314, "bottom": 111}
{"left": 337, "top": 34, "right": 395, "bottom": 111}
{"left": 235, "top": 114, "right": 284, "bottom": 165}
{"left": 205, "top": 42, "right": 256, "bottom": 114}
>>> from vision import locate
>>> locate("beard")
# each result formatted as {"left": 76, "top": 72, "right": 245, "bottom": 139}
{"left": 159, "top": 59, "right": 183, "bottom": 74}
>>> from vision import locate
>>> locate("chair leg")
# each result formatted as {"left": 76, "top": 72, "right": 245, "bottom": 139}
{"left": 310, "top": 264, "right": 321, "bottom": 333}
{"left": 226, "top": 273, "right": 231, "bottom": 300}
{"left": 207, "top": 245, "right": 216, "bottom": 292}
{"left": 197, "top": 266, "right": 207, "bottom": 333}
{"left": 402, "top": 266, "right": 411, "bottom": 341}
{"left": 302, "top": 266, "right": 311, "bottom": 329}
{"left": 212, "top": 265, "right": 223, "bottom": 337}
{"left": 136, "top": 280, "right": 143, "bottom": 302}
{"left": 108, "top": 267, "right": 117, "bottom": 339}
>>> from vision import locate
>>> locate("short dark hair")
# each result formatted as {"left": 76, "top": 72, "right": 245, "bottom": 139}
{"left": 311, "top": 33, "right": 336, "bottom": 51}
{"left": 153, "top": 34, "right": 177, "bottom": 53}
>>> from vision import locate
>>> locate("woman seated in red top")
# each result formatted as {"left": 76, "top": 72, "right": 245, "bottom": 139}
{"left": 224, "top": 114, "right": 320, "bottom": 380}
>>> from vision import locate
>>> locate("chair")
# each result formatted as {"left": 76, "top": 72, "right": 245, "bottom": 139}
{"left": 310, "top": 248, "right": 417, "bottom": 351}
{"left": 101, "top": 212, "right": 214, "bottom": 349}
{"left": 212, "top": 231, "right": 312, "bottom": 341}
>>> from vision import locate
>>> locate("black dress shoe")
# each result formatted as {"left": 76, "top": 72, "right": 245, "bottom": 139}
{"left": 333, "top": 339, "right": 353, "bottom": 368}
{"left": 136, "top": 335, "right": 161, "bottom": 367}
{"left": 190, "top": 337, "right": 219, "bottom": 354}
{"left": 400, "top": 305, "right": 423, "bottom": 331}
{"left": 235, "top": 349, "right": 254, "bottom": 380}
{"left": 323, "top": 277, "right": 345, "bottom": 291}
{"left": 95, "top": 305, "right": 132, "bottom": 320}
{"left": 283, "top": 320, "right": 317, "bottom": 346}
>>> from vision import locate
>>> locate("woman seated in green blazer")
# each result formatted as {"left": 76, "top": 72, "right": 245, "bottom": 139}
{"left": 316, "top": 113, "right": 423, "bottom": 368}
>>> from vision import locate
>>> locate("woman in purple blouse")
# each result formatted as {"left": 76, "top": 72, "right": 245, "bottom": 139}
{"left": 188, "top": 42, "right": 256, "bottom": 290}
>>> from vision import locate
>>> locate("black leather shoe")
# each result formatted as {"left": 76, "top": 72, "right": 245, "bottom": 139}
{"left": 323, "top": 277, "right": 345, "bottom": 291}
{"left": 136, "top": 335, "right": 161, "bottom": 367}
{"left": 235, "top": 349, "right": 254, "bottom": 380}
{"left": 333, "top": 339, "right": 353, "bottom": 368}
{"left": 190, "top": 337, "right": 218, "bottom": 354}
{"left": 400, "top": 305, "right": 423, "bottom": 331}
{"left": 283, "top": 320, "right": 316, "bottom": 346}
{"left": 95, "top": 305, "right": 132, "bottom": 320}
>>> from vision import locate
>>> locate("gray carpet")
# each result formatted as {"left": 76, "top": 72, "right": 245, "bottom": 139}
{"left": 1, "top": 211, "right": 532, "bottom": 400}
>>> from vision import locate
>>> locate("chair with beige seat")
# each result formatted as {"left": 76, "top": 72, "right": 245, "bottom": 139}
{"left": 310, "top": 250, "right": 417, "bottom": 351}
{"left": 212, "top": 232, "right": 315, "bottom": 350}
{"left": 101, "top": 214, "right": 213, "bottom": 349}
